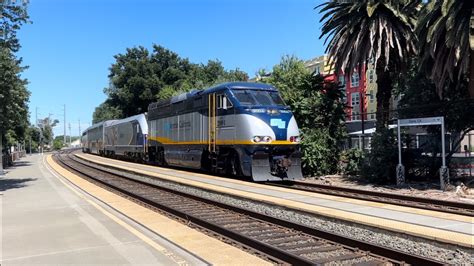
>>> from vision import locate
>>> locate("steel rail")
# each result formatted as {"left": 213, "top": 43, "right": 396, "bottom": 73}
{"left": 269, "top": 181, "right": 474, "bottom": 217}
{"left": 54, "top": 152, "right": 443, "bottom": 265}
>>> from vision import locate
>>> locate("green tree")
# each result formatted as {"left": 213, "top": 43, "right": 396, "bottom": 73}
{"left": 0, "top": 1, "right": 30, "bottom": 158}
{"left": 25, "top": 125, "right": 40, "bottom": 153}
{"left": 94, "top": 45, "right": 248, "bottom": 122}
{"left": 0, "top": 48, "right": 30, "bottom": 150}
{"left": 105, "top": 46, "right": 159, "bottom": 117}
{"left": 264, "top": 56, "right": 346, "bottom": 176}
{"left": 264, "top": 55, "right": 310, "bottom": 105}
{"left": 53, "top": 138, "right": 63, "bottom": 150}
{"left": 38, "top": 117, "right": 59, "bottom": 147}
{"left": 417, "top": 0, "right": 474, "bottom": 98}
{"left": 395, "top": 57, "right": 474, "bottom": 178}
{"left": 1, "top": 1, "right": 30, "bottom": 52}
{"left": 156, "top": 85, "right": 185, "bottom": 101}
{"left": 318, "top": 0, "right": 420, "bottom": 130}
{"left": 92, "top": 101, "right": 122, "bottom": 124}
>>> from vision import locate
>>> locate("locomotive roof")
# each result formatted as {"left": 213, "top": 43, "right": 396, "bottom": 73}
{"left": 208, "top": 82, "right": 277, "bottom": 92}
{"left": 149, "top": 82, "right": 278, "bottom": 111}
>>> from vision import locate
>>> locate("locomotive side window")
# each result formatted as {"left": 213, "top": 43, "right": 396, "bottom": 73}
{"left": 217, "top": 94, "right": 232, "bottom": 110}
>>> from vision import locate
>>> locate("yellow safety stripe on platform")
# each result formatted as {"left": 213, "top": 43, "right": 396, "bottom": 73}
{"left": 76, "top": 153, "right": 473, "bottom": 223}
{"left": 148, "top": 136, "right": 296, "bottom": 145}
{"left": 76, "top": 153, "right": 474, "bottom": 248}
{"left": 76, "top": 153, "right": 472, "bottom": 224}
{"left": 46, "top": 155, "right": 270, "bottom": 265}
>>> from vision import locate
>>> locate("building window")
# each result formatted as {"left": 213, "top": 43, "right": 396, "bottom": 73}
{"left": 338, "top": 75, "right": 345, "bottom": 87}
{"left": 351, "top": 73, "right": 359, "bottom": 87}
{"left": 352, "top": 111, "right": 360, "bottom": 121}
{"left": 315, "top": 66, "right": 321, "bottom": 75}
{"left": 368, "top": 70, "right": 374, "bottom": 83}
{"left": 351, "top": 92, "right": 360, "bottom": 107}
{"left": 369, "top": 90, "right": 374, "bottom": 103}
{"left": 369, "top": 109, "right": 375, "bottom": 120}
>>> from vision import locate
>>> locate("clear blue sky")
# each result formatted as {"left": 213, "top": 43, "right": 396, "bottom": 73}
{"left": 18, "top": 0, "right": 327, "bottom": 136}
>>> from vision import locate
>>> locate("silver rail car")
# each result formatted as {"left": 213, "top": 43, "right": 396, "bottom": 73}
{"left": 103, "top": 114, "right": 148, "bottom": 160}
{"left": 81, "top": 120, "right": 116, "bottom": 155}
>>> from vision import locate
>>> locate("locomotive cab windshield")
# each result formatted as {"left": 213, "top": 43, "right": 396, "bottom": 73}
{"left": 231, "top": 89, "right": 286, "bottom": 107}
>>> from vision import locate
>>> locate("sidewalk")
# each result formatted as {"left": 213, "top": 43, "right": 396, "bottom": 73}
{"left": 0, "top": 154, "right": 204, "bottom": 265}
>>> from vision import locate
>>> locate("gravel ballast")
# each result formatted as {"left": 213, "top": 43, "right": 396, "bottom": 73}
{"left": 76, "top": 157, "right": 474, "bottom": 265}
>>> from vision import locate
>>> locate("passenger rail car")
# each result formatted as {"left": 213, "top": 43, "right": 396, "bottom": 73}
{"left": 82, "top": 120, "right": 115, "bottom": 155}
{"left": 147, "top": 82, "right": 302, "bottom": 181}
{"left": 103, "top": 114, "right": 148, "bottom": 160}
{"left": 82, "top": 114, "right": 148, "bottom": 160}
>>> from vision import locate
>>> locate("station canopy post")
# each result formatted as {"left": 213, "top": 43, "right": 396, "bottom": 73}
{"left": 396, "top": 116, "right": 449, "bottom": 190}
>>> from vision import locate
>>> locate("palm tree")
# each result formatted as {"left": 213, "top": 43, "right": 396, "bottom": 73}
{"left": 417, "top": 0, "right": 474, "bottom": 98}
{"left": 318, "top": 0, "right": 420, "bottom": 129}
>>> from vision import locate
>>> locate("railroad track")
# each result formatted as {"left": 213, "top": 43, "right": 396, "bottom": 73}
{"left": 53, "top": 151, "right": 443, "bottom": 265}
{"left": 268, "top": 181, "right": 474, "bottom": 217}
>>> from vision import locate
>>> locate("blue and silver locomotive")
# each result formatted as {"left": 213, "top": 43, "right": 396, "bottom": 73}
{"left": 147, "top": 82, "right": 302, "bottom": 181}
{"left": 82, "top": 82, "right": 302, "bottom": 181}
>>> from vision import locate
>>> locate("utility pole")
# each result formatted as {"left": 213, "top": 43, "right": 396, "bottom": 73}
{"left": 78, "top": 118, "right": 81, "bottom": 136}
{"left": 68, "top": 123, "right": 71, "bottom": 146}
{"left": 63, "top": 104, "right": 66, "bottom": 145}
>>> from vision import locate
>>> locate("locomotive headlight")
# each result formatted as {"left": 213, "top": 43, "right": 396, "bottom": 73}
{"left": 290, "top": 136, "right": 301, "bottom": 143}
{"left": 252, "top": 136, "right": 272, "bottom": 143}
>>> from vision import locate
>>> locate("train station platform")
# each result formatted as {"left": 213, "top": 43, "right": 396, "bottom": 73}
{"left": 1, "top": 154, "right": 268, "bottom": 265}
{"left": 75, "top": 153, "right": 474, "bottom": 248}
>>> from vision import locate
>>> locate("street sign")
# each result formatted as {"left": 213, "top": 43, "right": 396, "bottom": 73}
{"left": 398, "top": 116, "right": 443, "bottom": 126}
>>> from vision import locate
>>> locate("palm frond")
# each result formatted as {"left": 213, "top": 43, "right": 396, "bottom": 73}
{"left": 318, "top": 0, "right": 420, "bottom": 74}
{"left": 417, "top": 0, "right": 473, "bottom": 95}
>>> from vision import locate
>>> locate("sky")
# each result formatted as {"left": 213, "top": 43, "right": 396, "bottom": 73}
{"left": 17, "top": 0, "right": 327, "bottom": 136}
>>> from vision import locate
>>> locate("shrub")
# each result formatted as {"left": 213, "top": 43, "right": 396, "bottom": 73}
{"left": 339, "top": 148, "right": 365, "bottom": 176}
{"left": 361, "top": 127, "right": 398, "bottom": 184}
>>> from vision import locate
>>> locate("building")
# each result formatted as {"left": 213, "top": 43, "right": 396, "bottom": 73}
{"left": 304, "top": 56, "right": 381, "bottom": 149}
{"left": 304, "top": 56, "right": 378, "bottom": 121}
